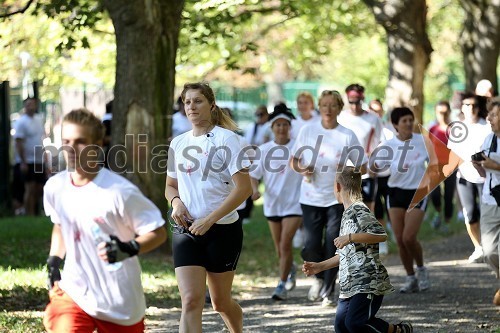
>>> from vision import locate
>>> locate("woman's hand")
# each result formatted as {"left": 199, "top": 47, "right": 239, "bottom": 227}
{"left": 302, "top": 166, "right": 315, "bottom": 183}
{"left": 189, "top": 216, "right": 214, "bottom": 236}
{"left": 334, "top": 235, "right": 350, "bottom": 249}
{"left": 171, "top": 201, "right": 194, "bottom": 229}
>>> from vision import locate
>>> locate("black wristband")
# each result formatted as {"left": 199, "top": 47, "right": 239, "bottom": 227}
{"left": 107, "top": 236, "right": 141, "bottom": 263}
{"left": 47, "top": 255, "right": 63, "bottom": 268}
{"left": 47, "top": 256, "right": 63, "bottom": 289}
{"left": 170, "top": 195, "right": 181, "bottom": 206}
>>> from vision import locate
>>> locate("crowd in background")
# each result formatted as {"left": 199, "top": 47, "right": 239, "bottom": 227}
{"left": 8, "top": 78, "right": 500, "bottom": 332}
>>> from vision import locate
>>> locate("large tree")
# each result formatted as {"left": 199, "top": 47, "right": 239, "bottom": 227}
{"left": 362, "top": 0, "right": 433, "bottom": 123}
{"left": 102, "top": 0, "right": 184, "bottom": 209}
{"left": 1, "top": 0, "right": 185, "bottom": 209}
{"left": 459, "top": 0, "right": 500, "bottom": 93}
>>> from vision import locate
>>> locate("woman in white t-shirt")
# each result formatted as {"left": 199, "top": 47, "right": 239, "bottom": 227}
{"left": 444, "top": 93, "right": 491, "bottom": 263}
{"left": 372, "top": 107, "right": 437, "bottom": 294}
{"left": 290, "top": 91, "right": 319, "bottom": 139}
{"left": 165, "top": 82, "right": 252, "bottom": 333}
{"left": 290, "top": 90, "right": 367, "bottom": 306}
{"left": 250, "top": 106, "right": 302, "bottom": 301}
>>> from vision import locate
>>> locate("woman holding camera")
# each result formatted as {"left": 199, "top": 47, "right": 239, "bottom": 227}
{"left": 473, "top": 97, "right": 500, "bottom": 306}
{"left": 444, "top": 93, "right": 491, "bottom": 263}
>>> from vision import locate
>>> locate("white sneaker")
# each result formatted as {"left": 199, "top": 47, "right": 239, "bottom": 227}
{"left": 468, "top": 248, "right": 484, "bottom": 263}
{"left": 379, "top": 241, "right": 389, "bottom": 255}
{"left": 308, "top": 277, "right": 323, "bottom": 301}
{"left": 293, "top": 228, "right": 304, "bottom": 248}
{"left": 285, "top": 263, "right": 296, "bottom": 291}
{"left": 321, "top": 295, "right": 336, "bottom": 307}
{"left": 399, "top": 276, "right": 419, "bottom": 293}
{"left": 242, "top": 218, "right": 251, "bottom": 225}
{"left": 416, "top": 267, "right": 430, "bottom": 291}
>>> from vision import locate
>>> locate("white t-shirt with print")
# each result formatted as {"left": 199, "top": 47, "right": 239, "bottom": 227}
{"left": 167, "top": 126, "right": 251, "bottom": 224}
{"left": 448, "top": 119, "right": 491, "bottom": 183}
{"left": 13, "top": 113, "right": 45, "bottom": 164}
{"left": 291, "top": 122, "right": 367, "bottom": 207}
{"left": 481, "top": 133, "right": 500, "bottom": 206}
{"left": 43, "top": 168, "right": 165, "bottom": 325}
{"left": 250, "top": 139, "right": 302, "bottom": 217}
{"left": 376, "top": 133, "right": 430, "bottom": 189}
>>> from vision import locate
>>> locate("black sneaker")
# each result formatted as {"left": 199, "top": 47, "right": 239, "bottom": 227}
{"left": 396, "top": 322, "right": 413, "bottom": 333}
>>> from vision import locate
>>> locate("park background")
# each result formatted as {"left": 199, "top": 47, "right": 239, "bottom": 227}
{"left": 0, "top": 1, "right": 499, "bottom": 332}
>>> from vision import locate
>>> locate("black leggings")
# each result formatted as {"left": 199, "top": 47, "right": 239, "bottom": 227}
{"left": 300, "top": 203, "right": 344, "bottom": 298}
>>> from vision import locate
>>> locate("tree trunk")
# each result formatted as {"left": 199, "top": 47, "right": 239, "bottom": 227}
{"left": 103, "top": 0, "right": 184, "bottom": 210}
{"left": 460, "top": 0, "right": 500, "bottom": 93}
{"left": 363, "top": 0, "right": 432, "bottom": 124}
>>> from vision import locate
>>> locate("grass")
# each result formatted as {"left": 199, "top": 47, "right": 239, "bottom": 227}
{"left": 0, "top": 199, "right": 465, "bottom": 332}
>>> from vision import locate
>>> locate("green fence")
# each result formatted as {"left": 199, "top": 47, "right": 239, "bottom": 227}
{"left": 211, "top": 84, "right": 268, "bottom": 128}
{"left": 282, "top": 81, "right": 322, "bottom": 114}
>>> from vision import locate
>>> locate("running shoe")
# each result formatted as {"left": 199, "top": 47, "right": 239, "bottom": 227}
{"left": 396, "top": 322, "right": 413, "bottom": 333}
{"left": 285, "top": 263, "right": 296, "bottom": 291}
{"left": 321, "top": 295, "right": 336, "bottom": 307}
{"left": 468, "top": 248, "right": 484, "bottom": 263}
{"left": 399, "top": 276, "right": 419, "bottom": 293}
{"left": 272, "top": 282, "right": 287, "bottom": 300}
{"left": 416, "top": 267, "right": 430, "bottom": 291}
{"left": 308, "top": 277, "right": 323, "bottom": 301}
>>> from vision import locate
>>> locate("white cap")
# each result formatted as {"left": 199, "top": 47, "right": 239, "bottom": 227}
{"left": 270, "top": 114, "right": 293, "bottom": 125}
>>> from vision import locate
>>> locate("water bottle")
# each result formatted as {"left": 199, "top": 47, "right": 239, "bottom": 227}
{"left": 91, "top": 224, "right": 122, "bottom": 271}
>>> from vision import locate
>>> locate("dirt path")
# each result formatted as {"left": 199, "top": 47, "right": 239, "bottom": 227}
{"left": 146, "top": 232, "right": 500, "bottom": 332}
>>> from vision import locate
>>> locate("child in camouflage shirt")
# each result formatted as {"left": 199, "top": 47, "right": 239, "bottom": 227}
{"left": 303, "top": 166, "right": 413, "bottom": 333}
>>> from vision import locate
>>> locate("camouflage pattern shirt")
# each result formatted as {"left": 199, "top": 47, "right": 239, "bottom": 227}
{"left": 337, "top": 202, "right": 394, "bottom": 299}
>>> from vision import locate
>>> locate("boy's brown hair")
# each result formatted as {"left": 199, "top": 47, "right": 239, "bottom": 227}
{"left": 63, "top": 108, "right": 106, "bottom": 143}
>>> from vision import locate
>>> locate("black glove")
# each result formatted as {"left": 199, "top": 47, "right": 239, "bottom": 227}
{"left": 47, "top": 256, "right": 63, "bottom": 289}
{"left": 105, "top": 235, "right": 140, "bottom": 263}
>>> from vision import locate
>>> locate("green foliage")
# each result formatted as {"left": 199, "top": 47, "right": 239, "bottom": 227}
{"left": 178, "top": 0, "right": 376, "bottom": 82}
{"left": 0, "top": 4, "right": 115, "bottom": 100}
{"left": 423, "top": 0, "right": 465, "bottom": 123}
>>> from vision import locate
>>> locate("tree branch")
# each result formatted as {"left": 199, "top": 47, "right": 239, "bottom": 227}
{"left": 0, "top": 0, "right": 35, "bottom": 19}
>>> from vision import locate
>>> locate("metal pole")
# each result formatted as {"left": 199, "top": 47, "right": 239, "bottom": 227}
{"left": 0, "top": 81, "right": 12, "bottom": 212}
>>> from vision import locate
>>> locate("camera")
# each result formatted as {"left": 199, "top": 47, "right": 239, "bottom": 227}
{"left": 471, "top": 151, "right": 486, "bottom": 162}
